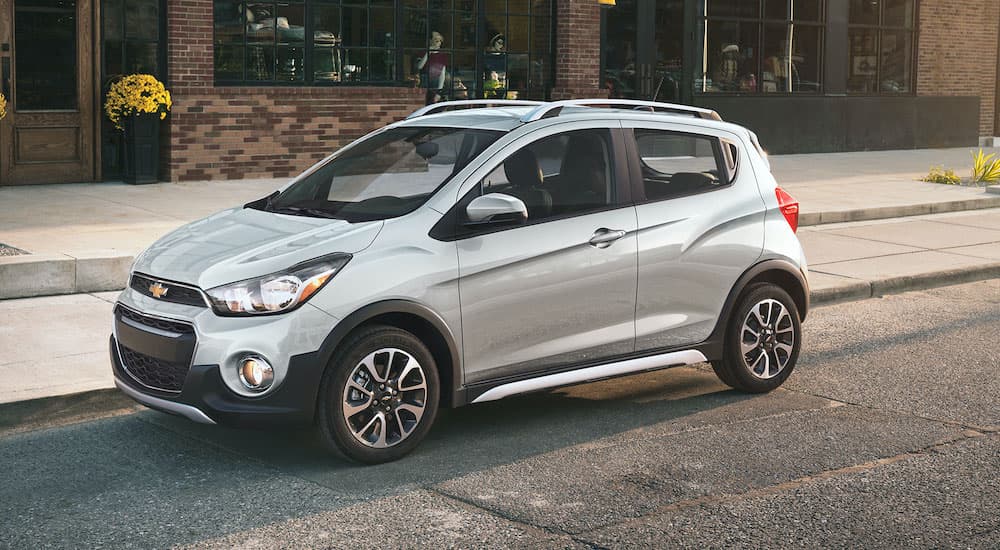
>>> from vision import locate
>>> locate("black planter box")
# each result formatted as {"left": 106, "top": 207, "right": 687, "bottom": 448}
{"left": 123, "top": 113, "right": 160, "bottom": 184}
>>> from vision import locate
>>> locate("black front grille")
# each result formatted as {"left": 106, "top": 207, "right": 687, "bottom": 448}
{"left": 130, "top": 273, "right": 207, "bottom": 308}
{"left": 116, "top": 305, "right": 195, "bottom": 335}
{"left": 118, "top": 343, "right": 191, "bottom": 392}
{"left": 114, "top": 305, "right": 196, "bottom": 393}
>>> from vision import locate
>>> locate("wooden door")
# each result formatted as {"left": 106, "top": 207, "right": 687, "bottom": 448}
{"left": 0, "top": 0, "right": 94, "bottom": 185}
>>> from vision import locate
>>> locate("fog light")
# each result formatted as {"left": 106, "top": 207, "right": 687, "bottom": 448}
{"left": 238, "top": 356, "right": 274, "bottom": 391}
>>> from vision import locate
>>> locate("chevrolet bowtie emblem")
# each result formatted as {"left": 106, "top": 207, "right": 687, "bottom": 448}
{"left": 149, "top": 282, "right": 169, "bottom": 299}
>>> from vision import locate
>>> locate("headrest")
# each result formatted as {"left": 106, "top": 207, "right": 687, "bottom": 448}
{"left": 504, "top": 148, "right": 544, "bottom": 188}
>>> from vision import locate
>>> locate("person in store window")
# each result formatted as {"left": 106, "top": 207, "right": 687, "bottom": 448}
{"left": 483, "top": 34, "right": 507, "bottom": 99}
{"left": 713, "top": 43, "right": 742, "bottom": 92}
{"left": 765, "top": 39, "right": 802, "bottom": 93}
{"left": 417, "top": 31, "right": 449, "bottom": 104}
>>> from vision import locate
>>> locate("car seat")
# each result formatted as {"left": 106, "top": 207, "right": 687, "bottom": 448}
{"left": 503, "top": 148, "right": 553, "bottom": 220}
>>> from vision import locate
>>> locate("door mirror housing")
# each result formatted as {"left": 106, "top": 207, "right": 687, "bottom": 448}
{"left": 464, "top": 193, "right": 528, "bottom": 225}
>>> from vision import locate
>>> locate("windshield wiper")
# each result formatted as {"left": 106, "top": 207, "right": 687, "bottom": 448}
{"left": 268, "top": 205, "right": 342, "bottom": 219}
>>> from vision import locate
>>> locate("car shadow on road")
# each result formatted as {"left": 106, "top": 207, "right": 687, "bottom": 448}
{"left": 142, "top": 366, "right": 764, "bottom": 493}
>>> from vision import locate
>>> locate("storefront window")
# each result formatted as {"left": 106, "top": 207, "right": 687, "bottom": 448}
{"left": 698, "top": 0, "right": 824, "bottom": 94}
{"left": 212, "top": 0, "right": 553, "bottom": 100}
{"left": 848, "top": 0, "right": 915, "bottom": 94}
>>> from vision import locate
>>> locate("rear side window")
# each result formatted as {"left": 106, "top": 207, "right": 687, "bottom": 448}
{"left": 634, "top": 129, "right": 732, "bottom": 201}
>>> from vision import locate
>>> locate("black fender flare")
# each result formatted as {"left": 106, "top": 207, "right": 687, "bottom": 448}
{"left": 699, "top": 258, "right": 810, "bottom": 361}
{"left": 313, "top": 300, "right": 463, "bottom": 405}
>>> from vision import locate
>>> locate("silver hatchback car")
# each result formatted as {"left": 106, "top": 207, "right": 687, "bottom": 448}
{"left": 111, "top": 99, "right": 808, "bottom": 463}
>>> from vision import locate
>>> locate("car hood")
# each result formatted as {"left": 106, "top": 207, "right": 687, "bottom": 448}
{"left": 133, "top": 207, "right": 383, "bottom": 290}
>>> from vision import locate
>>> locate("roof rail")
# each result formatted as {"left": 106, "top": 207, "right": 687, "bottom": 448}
{"left": 406, "top": 99, "right": 546, "bottom": 120}
{"left": 520, "top": 99, "right": 722, "bottom": 123}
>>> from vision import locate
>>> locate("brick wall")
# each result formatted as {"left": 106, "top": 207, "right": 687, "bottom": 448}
{"left": 551, "top": 0, "right": 607, "bottom": 99}
{"left": 917, "top": 0, "right": 1000, "bottom": 136}
{"left": 164, "top": 0, "right": 423, "bottom": 181}
{"left": 164, "top": 87, "right": 423, "bottom": 181}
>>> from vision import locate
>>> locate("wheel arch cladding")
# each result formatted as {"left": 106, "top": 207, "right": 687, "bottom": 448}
{"left": 746, "top": 268, "right": 809, "bottom": 322}
{"left": 317, "top": 301, "right": 461, "bottom": 409}
{"left": 712, "top": 260, "right": 810, "bottom": 342}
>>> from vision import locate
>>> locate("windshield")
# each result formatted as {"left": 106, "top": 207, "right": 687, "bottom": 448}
{"left": 251, "top": 126, "right": 503, "bottom": 222}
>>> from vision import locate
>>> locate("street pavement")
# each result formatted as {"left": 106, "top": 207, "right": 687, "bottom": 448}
{"left": 1, "top": 280, "right": 997, "bottom": 549}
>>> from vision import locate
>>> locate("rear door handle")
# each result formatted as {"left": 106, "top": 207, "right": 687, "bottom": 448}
{"left": 589, "top": 228, "right": 627, "bottom": 248}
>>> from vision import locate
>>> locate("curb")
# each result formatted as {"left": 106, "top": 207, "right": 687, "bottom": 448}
{"left": 810, "top": 261, "right": 1000, "bottom": 306}
{"left": 0, "top": 252, "right": 133, "bottom": 300}
{"left": 0, "top": 388, "right": 141, "bottom": 438}
{"left": 2, "top": 266, "right": 997, "bottom": 435}
{"left": 799, "top": 195, "right": 1000, "bottom": 227}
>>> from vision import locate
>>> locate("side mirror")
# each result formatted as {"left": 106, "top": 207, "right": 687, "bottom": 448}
{"left": 465, "top": 193, "right": 528, "bottom": 225}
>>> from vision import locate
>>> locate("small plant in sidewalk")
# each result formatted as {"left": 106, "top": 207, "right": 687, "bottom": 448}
{"left": 103, "top": 74, "right": 172, "bottom": 130}
{"left": 970, "top": 148, "right": 1000, "bottom": 184}
{"left": 921, "top": 166, "right": 961, "bottom": 185}
{"left": 0, "top": 92, "right": 7, "bottom": 120}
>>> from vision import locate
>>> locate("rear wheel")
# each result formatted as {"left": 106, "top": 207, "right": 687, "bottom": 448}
{"left": 712, "top": 283, "right": 801, "bottom": 393}
{"left": 317, "top": 325, "right": 439, "bottom": 464}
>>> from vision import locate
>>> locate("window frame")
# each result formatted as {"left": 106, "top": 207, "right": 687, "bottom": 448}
{"left": 624, "top": 126, "right": 740, "bottom": 205}
{"left": 696, "top": 0, "right": 827, "bottom": 96}
{"left": 429, "top": 124, "right": 632, "bottom": 242}
{"left": 846, "top": 0, "right": 919, "bottom": 96}
{"left": 211, "top": 0, "right": 555, "bottom": 99}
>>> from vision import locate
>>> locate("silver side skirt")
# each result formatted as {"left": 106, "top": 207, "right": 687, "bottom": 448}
{"left": 471, "top": 349, "right": 709, "bottom": 404}
{"left": 115, "top": 376, "right": 217, "bottom": 424}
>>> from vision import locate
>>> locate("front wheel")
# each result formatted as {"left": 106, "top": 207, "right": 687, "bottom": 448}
{"left": 317, "top": 325, "right": 440, "bottom": 464}
{"left": 712, "top": 283, "right": 802, "bottom": 393}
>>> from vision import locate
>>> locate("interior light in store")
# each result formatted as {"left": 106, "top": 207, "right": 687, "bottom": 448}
{"left": 598, "top": 0, "right": 616, "bottom": 5}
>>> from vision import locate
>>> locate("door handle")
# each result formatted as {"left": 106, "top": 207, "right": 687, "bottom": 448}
{"left": 589, "top": 228, "right": 627, "bottom": 248}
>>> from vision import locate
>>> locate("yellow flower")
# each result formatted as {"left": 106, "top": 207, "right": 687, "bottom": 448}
{"left": 104, "top": 74, "right": 172, "bottom": 130}
{"left": 0, "top": 92, "right": 7, "bottom": 120}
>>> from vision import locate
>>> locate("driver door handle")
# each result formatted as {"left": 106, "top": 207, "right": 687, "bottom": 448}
{"left": 589, "top": 228, "right": 627, "bottom": 248}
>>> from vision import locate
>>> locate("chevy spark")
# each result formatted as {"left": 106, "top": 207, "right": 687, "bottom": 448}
{"left": 111, "top": 99, "right": 809, "bottom": 464}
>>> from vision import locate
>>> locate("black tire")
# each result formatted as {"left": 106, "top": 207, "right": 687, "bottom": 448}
{"left": 712, "top": 283, "right": 802, "bottom": 393}
{"left": 317, "top": 325, "right": 440, "bottom": 464}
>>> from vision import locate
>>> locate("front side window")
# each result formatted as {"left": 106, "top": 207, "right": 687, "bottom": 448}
{"left": 254, "top": 126, "right": 502, "bottom": 222}
{"left": 698, "top": 0, "right": 824, "bottom": 94}
{"left": 847, "top": 0, "right": 915, "bottom": 94}
{"left": 474, "top": 128, "right": 616, "bottom": 224}
{"left": 633, "top": 129, "right": 730, "bottom": 201}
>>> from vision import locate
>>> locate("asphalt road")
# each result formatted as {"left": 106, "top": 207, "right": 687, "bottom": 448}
{"left": 1, "top": 280, "right": 998, "bottom": 549}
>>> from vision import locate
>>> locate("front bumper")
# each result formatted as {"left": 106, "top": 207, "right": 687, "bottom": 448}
{"left": 111, "top": 334, "right": 327, "bottom": 427}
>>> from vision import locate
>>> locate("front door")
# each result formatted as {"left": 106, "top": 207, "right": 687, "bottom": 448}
{"left": 456, "top": 125, "right": 638, "bottom": 384}
{"left": 0, "top": 0, "right": 95, "bottom": 185}
{"left": 602, "top": 0, "right": 689, "bottom": 103}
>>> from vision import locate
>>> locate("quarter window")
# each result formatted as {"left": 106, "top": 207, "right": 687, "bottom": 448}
{"left": 633, "top": 129, "right": 730, "bottom": 201}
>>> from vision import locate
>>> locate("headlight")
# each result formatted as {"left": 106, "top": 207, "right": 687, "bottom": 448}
{"left": 206, "top": 253, "right": 351, "bottom": 316}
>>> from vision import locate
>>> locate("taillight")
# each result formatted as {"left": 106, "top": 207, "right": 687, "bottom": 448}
{"left": 775, "top": 187, "right": 799, "bottom": 233}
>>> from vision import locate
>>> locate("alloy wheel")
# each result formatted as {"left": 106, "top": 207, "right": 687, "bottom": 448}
{"left": 739, "top": 299, "right": 795, "bottom": 380}
{"left": 342, "top": 348, "right": 428, "bottom": 448}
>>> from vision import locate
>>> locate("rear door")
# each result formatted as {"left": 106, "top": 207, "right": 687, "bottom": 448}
{"left": 449, "top": 121, "right": 638, "bottom": 384}
{"left": 624, "top": 121, "right": 766, "bottom": 351}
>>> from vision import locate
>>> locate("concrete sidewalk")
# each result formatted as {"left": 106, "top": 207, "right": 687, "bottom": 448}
{"left": 1, "top": 146, "right": 1000, "bottom": 299}
{"left": 2, "top": 207, "right": 999, "bottom": 408}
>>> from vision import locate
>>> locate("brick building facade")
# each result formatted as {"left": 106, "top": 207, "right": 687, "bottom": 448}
{"left": 0, "top": 0, "right": 998, "bottom": 185}
{"left": 916, "top": 0, "right": 1000, "bottom": 137}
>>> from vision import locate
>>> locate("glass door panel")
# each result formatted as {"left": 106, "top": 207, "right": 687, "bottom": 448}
{"left": 602, "top": 0, "right": 687, "bottom": 102}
